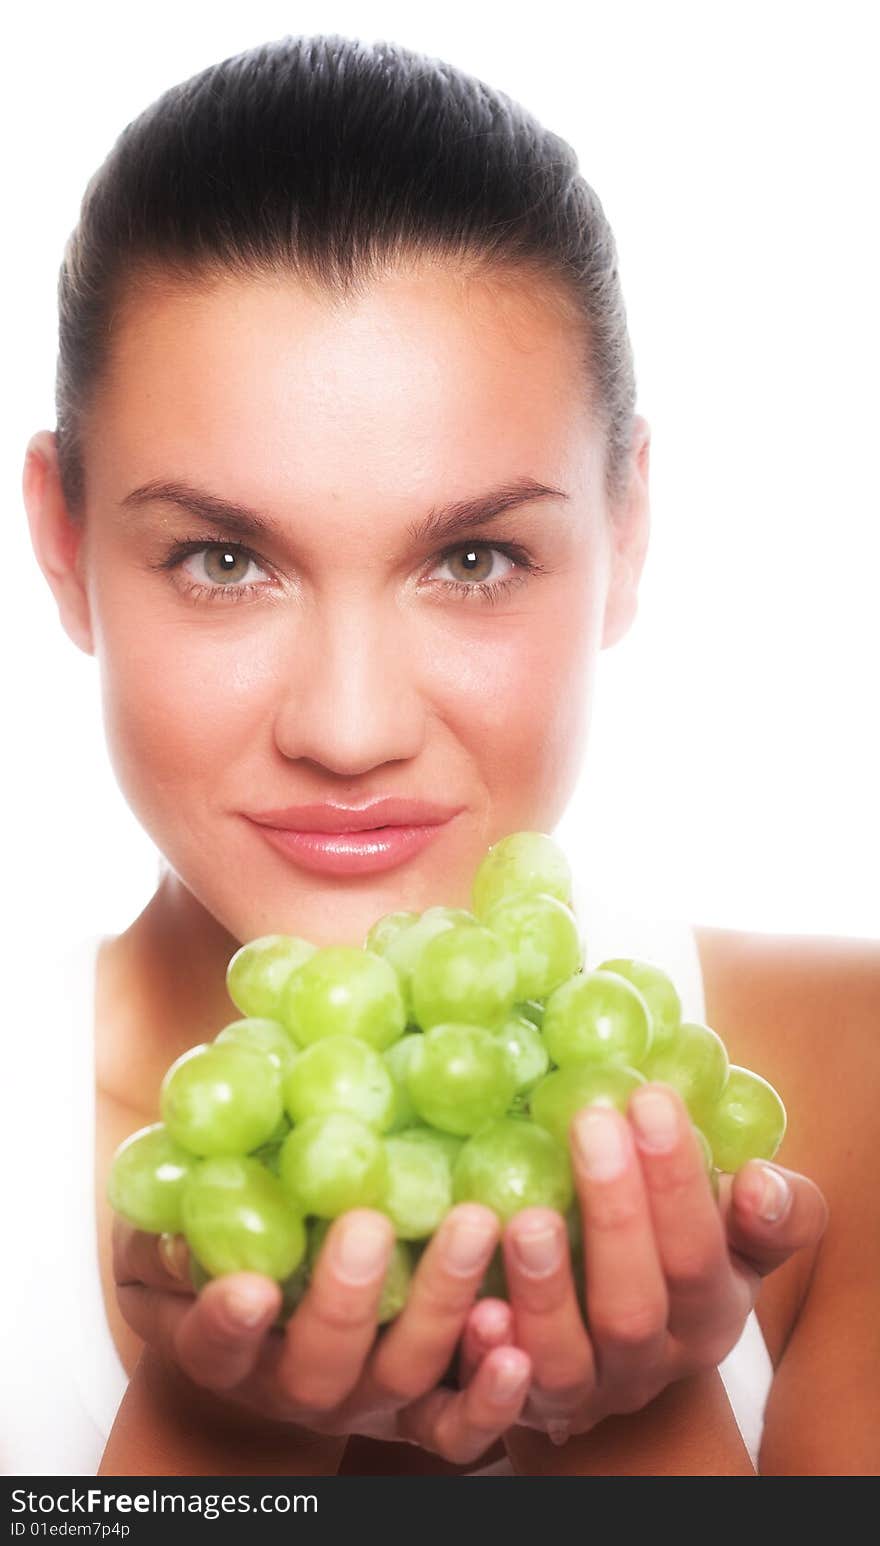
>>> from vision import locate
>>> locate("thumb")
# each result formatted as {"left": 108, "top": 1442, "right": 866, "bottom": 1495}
{"left": 718, "top": 1161, "right": 828, "bottom": 1277}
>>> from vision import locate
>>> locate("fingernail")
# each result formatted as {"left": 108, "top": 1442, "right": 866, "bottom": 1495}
{"left": 333, "top": 1217, "right": 391, "bottom": 1284}
{"left": 512, "top": 1225, "right": 561, "bottom": 1277}
{"left": 223, "top": 1285, "right": 271, "bottom": 1329}
{"left": 756, "top": 1164, "right": 792, "bottom": 1224}
{"left": 491, "top": 1355, "right": 530, "bottom": 1403}
{"left": 447, "top": 1215, "right": 496, "bottom": 1274}
{"left": 158, "top": 1232, "right": 189, "bottom": 1282}
{"left": 476, "top": 1301, "right": 510, "bottom": 1343}
{"left": 573, "top": 1107, "right": 629, "bottom": 1179}
{"left": 630, "top": 1088, "right": 679, "bottom": 1152}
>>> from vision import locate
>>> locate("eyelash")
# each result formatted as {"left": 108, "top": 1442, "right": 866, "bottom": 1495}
{"left": 151, "top": 534, "right": 543, "bottom": 607}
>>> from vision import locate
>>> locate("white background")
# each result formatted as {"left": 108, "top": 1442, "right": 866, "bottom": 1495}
{"left": 4, "top": 0, "right": 878, "bottom": 944}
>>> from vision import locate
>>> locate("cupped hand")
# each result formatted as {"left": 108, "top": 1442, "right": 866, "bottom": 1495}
{"left": 497, "top": 1082, "right": 828, "bottom": 1442}
{"left": 113, "top": 1201, "right": 530, "bottom": 1466}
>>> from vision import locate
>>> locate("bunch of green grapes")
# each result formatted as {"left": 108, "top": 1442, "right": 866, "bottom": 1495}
{"left": 108, "top": 831, "right": 786, "bottom": 1325}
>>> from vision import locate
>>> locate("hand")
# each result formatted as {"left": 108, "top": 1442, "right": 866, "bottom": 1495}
{"left": 496, "top": 1082, "right": 827, "bottom": 1442}
{"left": 113, "top": 1201, "right": 531, "bottom": 1466}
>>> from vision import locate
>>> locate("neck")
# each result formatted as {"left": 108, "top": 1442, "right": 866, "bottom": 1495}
{"left": 95, "top": 867, "right": 242, "bottom": 1119}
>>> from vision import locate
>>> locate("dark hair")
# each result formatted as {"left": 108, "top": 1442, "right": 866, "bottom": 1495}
{"left": 55, "top": 33, "right": 636, "bottom": 517}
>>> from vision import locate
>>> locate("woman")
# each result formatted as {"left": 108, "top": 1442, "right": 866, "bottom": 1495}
{"left": 20, "top": 34, "right": 874, "bottom": 1476}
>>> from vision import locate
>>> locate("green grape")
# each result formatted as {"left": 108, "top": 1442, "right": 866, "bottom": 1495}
{"left": 472, "top": 831, "right": 573, "bottom": 918}
{"left": 597, "top": 958, "right": 682, "bottom": 1056}
{"left": 365, "top": 910, "right": 420, "bottom": 956}
{"left": 530, "top": 1063, "right": 646, "bottom": 1147}
{"left": 160, "top": 1043, "right": 283, "bottom": 1157}
{"left": 492, "top": 1013, "right": 550, "bottom": 1093}
{"left": 380, "top": 1133, "right": 454, "bottom": 1239}
{"left": 148, "top": 829, "right": 790, "bottom": 1314}
{"left": 382, "top": 908, "right": 475, "bottom": 1022}
{"left": 282, "top": 1035, "right": 395, "bottom": 1131}
{"left": 308, "top": 1219, "right": 412, "bottom": 1323}
{"left": 692, "top": 1124, "right": 714, "bottom": 1173}
{"left": 395, "top": 1125, "right": 464, "bottom": 1170}
{"left": 515, "top": 999, "right": 546, "bottom": 1030}
{"left": 383, "top": 1034, "right": 424, "bottom": 1132}
{"left": 107, "top": 1123, "right": 196, "bottom": 1234}
{"left": 280, "top": 946, "right": 406, "bottom": 1051}
{"left": 406, "top": 1023, "right": 518, "bottom": 1136}
{"left": 376, "top": 1240, "right": 413, "bottom": 1322}
{"left": 703, "top": 1065, "right": 786, "bottom": 1172}
{"left": 279, "top": 1113, "right": 388, "bottom": 1217}
{"left": 422, "top": 905, "right": 481, "bottom": 929}
{"left": 411, "top": 925, "right": 518, "bottom": 1030}
{"left": 542, "top": 970, "right": 653, "bottom": 1069}
{"left": 452, "top": 1117, "right": 573, "bottom": 1224}
{"left": 642, "top": 1020, "right": 729, "bottom": 1125}
{"left": 226, "top": 934, "right": 317, "bottom": 1022}
{"left": 215, "top": 1016, "right": 299, "bottom": 1075}
{"left": 181, "top": 1155, "right": 307, "bottom": 1281}
{"left": 483, "top": 892, "right": 583, "bottom": 1002}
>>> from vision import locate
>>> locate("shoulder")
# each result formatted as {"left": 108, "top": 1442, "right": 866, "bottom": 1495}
{"left": 693, "top": 919, "right": 880, "bottom": 999}
{"left": 692, "top": 921, "right": 880, "bottom": 1196}
{"left": 693, "top": 924, "right": 880, "bottom": 1471}
{"left": 692, "top": 922, "right": 880, "bottom": 1123}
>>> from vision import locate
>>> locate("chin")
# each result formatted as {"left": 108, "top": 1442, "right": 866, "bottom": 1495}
{"left": 228, "top": 870, "right": 471, "bottom": 952}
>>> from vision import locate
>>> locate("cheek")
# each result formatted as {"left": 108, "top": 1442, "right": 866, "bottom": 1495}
{"left": 92, "top": 571, "right": 279, "bottom": 825}
{"left": 421, "top": 583, "right": 601, "bottom": 828}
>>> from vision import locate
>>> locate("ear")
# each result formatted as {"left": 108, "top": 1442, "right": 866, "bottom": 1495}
{"left": 601, "top": 414, "right": 651, "bottom": 650}
{"left": 22, "top": 431, "right": 95, "bottom": 656}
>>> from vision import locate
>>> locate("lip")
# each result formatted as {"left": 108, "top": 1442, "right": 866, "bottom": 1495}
{"left": 247, "top": 798, "right": 463, "bottom": 833}
{"left": 242, "top": 798, "right": 465, "bottom": 878}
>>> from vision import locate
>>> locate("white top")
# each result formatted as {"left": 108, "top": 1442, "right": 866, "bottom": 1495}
{"left": 0, "top": 892, "right": 773, "bottom": 1476}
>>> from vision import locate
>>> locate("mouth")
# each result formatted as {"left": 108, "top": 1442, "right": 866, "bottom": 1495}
{"left": 242, "top": 807, "right": 463, "bottom": 878}
{"left": 246, "top": 797, "right": 463, "bottom": 832}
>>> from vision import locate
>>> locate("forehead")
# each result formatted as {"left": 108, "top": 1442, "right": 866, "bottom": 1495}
{"left": 89, "top": 261, "right": 602, "bottom": 511}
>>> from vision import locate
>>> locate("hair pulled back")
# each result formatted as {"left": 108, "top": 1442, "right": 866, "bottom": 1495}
{"left": 56, "top": 33, "right": 637, "bottom": 515}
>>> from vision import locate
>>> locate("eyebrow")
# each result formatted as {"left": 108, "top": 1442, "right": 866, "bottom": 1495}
{"left": 119, "top": 475, "right": 569, "bottom": 547}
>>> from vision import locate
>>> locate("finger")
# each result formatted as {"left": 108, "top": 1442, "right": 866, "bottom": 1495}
{"left": 115, "top": 1281, "right": 193, "bottom": 1357}
{"left": 112, "top": 1218, "right": 194, "bottom": 1296}
{"left": 628, "top": 1085, "right": 750, "bottom": 1354}
{"left": 502, "top": 1207, "right": 595, "bottom": 1413}
{"left": 356, "top": 1204, "right": 499, "bottom": 1411}
{"left": 115, "top": 1268, "right": 276, "bottom": 1371}
{"left": 171, "top": 1272, "right": 283, "bottom": 1391}
{"left": 276, "top": 1210, "right": 395, "bottom": 1412}
{"left": 397, "top": 1346, "right": 531, "bottom": 1466}
{"left": 460, "top": 1296, "right": 514, "bottom": 1386}
{"left": 570, "top": 1104, "right": 669, "bottom": 1387}
{"left": 718, "top": 1161, "right": 829, "bottom": 1277}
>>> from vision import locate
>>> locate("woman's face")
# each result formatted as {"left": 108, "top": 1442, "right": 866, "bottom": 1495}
{"left": 31, "top": 262, "right": 649, "bottom": 948}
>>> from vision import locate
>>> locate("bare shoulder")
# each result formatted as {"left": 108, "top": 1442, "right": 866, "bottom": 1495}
{"left": 693, "top": 921, "right": 880, "bottom": 1196}
{"left": 692, "top": 921, "right": 880, "bottom": 1133}
{"left": 693, "top": 923, "right": 880, "bottom": 1472}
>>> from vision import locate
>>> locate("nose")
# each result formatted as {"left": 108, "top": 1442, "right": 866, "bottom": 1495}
{"left": 271, "top": 594, "right": 427, "bottom": 777}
